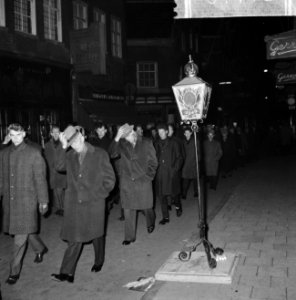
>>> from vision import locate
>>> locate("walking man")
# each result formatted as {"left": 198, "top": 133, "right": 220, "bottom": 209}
{"left": 44, "top": 125, "right": 67, "bottom": 216}
{"left": 109, "top": 123, "right": 158, "bottom": 245}
{"left": 0, "top": 123, "right": 49, "bottom": 285}
{"left": 51, "top": 125, "right": 115, "bottom": 283}
{"left": 154, "top": 123, "right": 183, "bottom": 224}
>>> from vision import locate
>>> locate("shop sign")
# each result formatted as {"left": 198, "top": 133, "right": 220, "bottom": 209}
{"left": 265, "top": 30, "right": 296, "bottom": 60}
{"left": 174, "top": 0, "right": 296, "bottom": 18}
{"left": 276, "top": 71, "right": 296, "bottom": 84}
{"left": 70, "top": 23, "right": 106, "bottom": 75}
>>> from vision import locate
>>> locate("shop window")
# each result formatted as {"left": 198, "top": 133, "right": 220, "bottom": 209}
{"left": 73, "top": 0, "right": 88, "bottom": 30}
{"left": 111, "top": 16, "right": 122, "bottom": 58}
{"left": 14, "top": 0, "right": 36, "bottom": 35}
{"left": 43, "top": 0, "right": 62, "bottom": 41}
{"left": 137, "top": 62, "right": 158, "bottom": 88}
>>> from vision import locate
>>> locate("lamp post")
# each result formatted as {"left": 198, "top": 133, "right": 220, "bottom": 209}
{"left": 172, "top": 55, "right": 223, "bottom": 269}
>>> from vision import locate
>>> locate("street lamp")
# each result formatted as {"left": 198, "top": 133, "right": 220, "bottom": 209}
{"left": 172, "top": 55, "right": 223, "bottom": 269}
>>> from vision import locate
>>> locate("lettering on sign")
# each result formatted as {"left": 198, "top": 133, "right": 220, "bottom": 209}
{"left": 269, "top": 39, "right": 296, "bottom": 58}
{"left": 70, "top": 24, "right": 106, "bottom": 75}
{"left": 277, "top": 72, "right": 296, "bottom": 84}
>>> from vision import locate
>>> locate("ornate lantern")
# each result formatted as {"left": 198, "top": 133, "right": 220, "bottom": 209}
{"left": 172, "top": 55, "right": 212, "bottom": 122}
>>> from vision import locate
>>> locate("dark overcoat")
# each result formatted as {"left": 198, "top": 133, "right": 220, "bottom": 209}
{"left": 220, "top": 136, "right": 237, "bottom": 173}
{"left": 203, "top": 139, "right": 223, "bottom": 176}
{"left": 44, "top": 140, "right": 67, "bottom": 189}
{"left": 154, "top": 138, "right": 183, "bottom": 196}
{"left": 0, "top": 142, "right": 49, "bottom": 234}
{"left": 182, "top": 137, "right": 200, "bottom": 179}
{"left": 56, "top": 143, "right": 115, "bottom": 243}
{"left": 109, "top": 138, "right": 158, "bottom": 209}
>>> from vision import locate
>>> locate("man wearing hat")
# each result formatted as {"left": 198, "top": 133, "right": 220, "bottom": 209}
{"left": 0, "top": 123, "right": 49, "bottom": 285}
{"left": 51, "top": 125, "right": 115, "bottom": 283}
{"left": 109, "top": 123, "right": 158, "bottom": 245}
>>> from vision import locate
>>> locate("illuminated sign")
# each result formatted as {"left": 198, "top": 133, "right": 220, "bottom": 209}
{"left": 265, "top": 30, "right": 296, "bottom": 60}
{"left": 174, "top": 0, "right": 296, "bottom": 18}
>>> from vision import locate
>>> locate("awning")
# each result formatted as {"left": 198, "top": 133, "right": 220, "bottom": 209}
{"left": 174, "top": 0, "right": 296, "bottom": 18}
{"left": 265, "top": 30, "right": 296, "bottom": 60}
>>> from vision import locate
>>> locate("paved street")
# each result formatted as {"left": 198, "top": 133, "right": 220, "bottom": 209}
{"left": 2, "top": 154, "right": 296, "bottom": 300}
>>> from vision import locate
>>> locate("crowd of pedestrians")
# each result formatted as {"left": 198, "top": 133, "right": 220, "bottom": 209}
{"left": 0, "top": 119, "right": 293, "bottom": 286}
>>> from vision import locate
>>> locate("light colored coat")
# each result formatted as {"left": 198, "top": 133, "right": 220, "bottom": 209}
{"left": 0, "top": 142, "right": 48, "bottom": 234}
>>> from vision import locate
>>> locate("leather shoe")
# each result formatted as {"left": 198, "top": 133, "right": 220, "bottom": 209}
{"left": 6, "top": 274, "right": 19, "bottom": 285}
{"left": 51, "top": 273, "right": 74, "bottom": 283}
{"left": 34, "top": 247, "right": 48, "bottom": 263}
{"left": 176, "top": 207, "right": 183, "bottom": 217}
{"left": 122, "top": 240, "right": 135, "bottom": 245}
{"left": 147, "top": 225, "right": 155, "bottom": 234}
{"left": 91, "top": 264, "right": 102, "bottom": 272}
{"left": 159, "top": 218, "right": 169, "bottom": 225}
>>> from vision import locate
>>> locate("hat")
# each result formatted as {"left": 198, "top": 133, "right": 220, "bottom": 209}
{"left": 120, "top": 123, "right": 134, "bottom": 138}
{"left": 63, "top": 125, "right": 84, "bottom": 147}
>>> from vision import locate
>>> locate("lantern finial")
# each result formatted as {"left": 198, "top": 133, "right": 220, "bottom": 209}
{"left": 184, "top": 54, "right": 199, "bottom": 78}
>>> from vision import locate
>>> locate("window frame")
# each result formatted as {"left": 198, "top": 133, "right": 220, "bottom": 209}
{"left": 136, "top": 62, "right": 158, "bottom": 89}
{"left": 43, "top": 0, "right": 62, "bottom": 42}
{"left": 111, "top": 16, "right": 122, "bottom": 58}
{"left": 14, "top": 0, "right": 37, "bottom": 35}
{"left": 93, "top": 8, "right": 107, "bottom": 54}
{"left": 73, "top": 0, "right": 88, "bottom": 30}
{"left": 0, "top": 0, "right": 5, "bottom": 27}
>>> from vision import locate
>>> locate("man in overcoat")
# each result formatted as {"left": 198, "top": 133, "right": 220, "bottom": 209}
{"left": 109, "top": 123, "right": 158, "bottom": 245}
{"left": 0, "top": 123, "right": 49, "bottom": 285}
{"left": 203, "top": 130, "right": 223, "bottom": 190}
{"left": 51, "top": 125, "right": 115, "bottom": 283}
{"left": 181, "top": 127, "right": 200, "bottom": 199}
{"left": 154, "top": 123, "right": 183, "bottom": 225}
{"left": 44, "top": 125, "right": 67, "bottom": 216}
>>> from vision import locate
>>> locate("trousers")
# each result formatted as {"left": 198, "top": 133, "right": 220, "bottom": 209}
{"left": 10, "top": 234, "right": 46, "bottom": 275}
{"left": 123, "top": 208, "right": 155, "bottom": 241}
{"left": 60, "top": 236, "right": 105, "bottom": 275}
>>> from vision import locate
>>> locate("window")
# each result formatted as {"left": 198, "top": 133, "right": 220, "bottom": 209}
{"left": 43, "top": 0, "right": 62, "bottom": 41}
{"left": 94, "top": 8, "right": 106, "bottom": 53}
{"left": 0, "top": 0, "right": 5, "bottom": 27}
{"left": 137, "top": 62, "right": 158, "bottom": 88}
{"left": 14, "top": 0, "right": 36, "bottom": 34}
{"left": 111, "top": 17, "right": 122, "bottom": 58}
{"left": 73, "top": 1, "right": 87, "bottom": 30}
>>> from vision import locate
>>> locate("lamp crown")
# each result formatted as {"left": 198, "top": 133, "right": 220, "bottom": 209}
{"left": 184, "top": 55, "right": 199, "bottom": 78}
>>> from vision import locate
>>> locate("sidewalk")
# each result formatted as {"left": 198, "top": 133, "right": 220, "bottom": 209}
{"left": 144, "top": 156, "right": 296, "bottom": 300}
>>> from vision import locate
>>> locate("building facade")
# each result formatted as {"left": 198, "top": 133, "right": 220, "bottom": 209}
{"left": 0, "top": 0, "right": 73, "bottom": 144}
{"left": 0, "top": 0, "right": 132, "bottom": 145}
